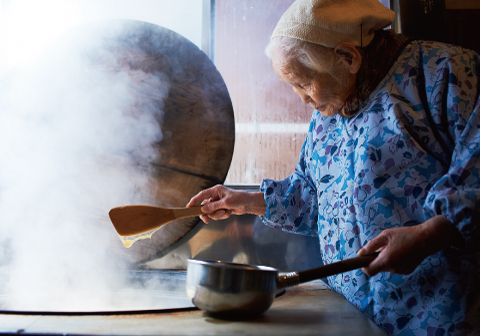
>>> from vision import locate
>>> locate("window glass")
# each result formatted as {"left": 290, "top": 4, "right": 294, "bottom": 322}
{"left": 0, "top": 0, "right": 204, "bottom": 70}
{"left": 215, "top": 1, "right": 315, "bottom": 185}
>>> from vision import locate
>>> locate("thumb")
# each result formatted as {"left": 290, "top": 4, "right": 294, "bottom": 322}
{"left": 201, "top": 199, "right": 226, "bottom": 214}
{"left": 357, "top": 234, "right": 388, "bottom": 256}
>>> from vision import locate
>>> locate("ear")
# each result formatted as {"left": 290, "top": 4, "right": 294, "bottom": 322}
{"left": 334, "top": 42, "right": 362, "bottom": 74}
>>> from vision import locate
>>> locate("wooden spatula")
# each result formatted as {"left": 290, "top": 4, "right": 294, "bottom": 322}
{"left": 109, "top": 205, "right": 204, "bottom": 237}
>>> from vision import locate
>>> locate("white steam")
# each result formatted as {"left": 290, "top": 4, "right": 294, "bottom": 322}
{"left": 0, "top": 24, "right": 170, "bottom": 311}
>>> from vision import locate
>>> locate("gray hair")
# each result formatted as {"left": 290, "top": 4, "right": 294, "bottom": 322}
{"left": 265, "top": 36, "right": 339, "bottom": 78}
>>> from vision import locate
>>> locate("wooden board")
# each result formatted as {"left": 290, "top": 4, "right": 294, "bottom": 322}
{"left": 47, "top": 20, "right": 235, "bottom": 263}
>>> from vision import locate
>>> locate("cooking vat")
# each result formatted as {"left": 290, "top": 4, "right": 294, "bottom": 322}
{"left": 0, "top": 280, "right": 387, "bottom": 335}
{"left": 0, "top": 269, "right": 194, "bottom": 313}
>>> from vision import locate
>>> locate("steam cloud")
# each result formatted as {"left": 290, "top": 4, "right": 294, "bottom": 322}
{"left": 0, "top": 23, "right": 171, "bottom": 311}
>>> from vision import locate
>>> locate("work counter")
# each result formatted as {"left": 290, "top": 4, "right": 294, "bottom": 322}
{"left": 0, "top": 280, "right": 386, "bottom": 335}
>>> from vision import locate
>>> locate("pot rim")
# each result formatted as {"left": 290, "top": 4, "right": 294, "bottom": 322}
{"left": 187, "top": 259, "right": 278, "bottom": 272}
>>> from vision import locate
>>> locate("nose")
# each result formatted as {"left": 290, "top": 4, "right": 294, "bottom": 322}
{"left": 293, "top": 87, "right": 312, "bottom": 104}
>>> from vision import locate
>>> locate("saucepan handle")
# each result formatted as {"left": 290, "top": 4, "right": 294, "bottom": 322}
{"left": 297, "top": 252, "right": 379, "bottom": 284}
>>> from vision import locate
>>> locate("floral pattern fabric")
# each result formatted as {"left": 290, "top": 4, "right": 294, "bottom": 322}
{"left": 261, "top": 41, "right": 480, "bottom": 336}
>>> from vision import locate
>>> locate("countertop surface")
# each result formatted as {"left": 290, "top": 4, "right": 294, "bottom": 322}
{"left": 0, "top": 280, "right": 386, "bottom": 335}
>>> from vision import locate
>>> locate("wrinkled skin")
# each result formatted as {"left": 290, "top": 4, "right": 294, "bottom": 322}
{"left": 357, "top": 215, "right": 462, "bottom": 275}
{"left": 186, "top": 185, "right": 265, "bottom": 224}
{"left": 272, "top": 42, "right": 359, "bottom": 117}
{"left": 187, "top": 41, "right": 464, "bottom": 276}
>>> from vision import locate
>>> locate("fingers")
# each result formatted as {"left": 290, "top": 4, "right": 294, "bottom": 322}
{"left": 186, "top": 185, "right": 223, "bottom": 207}
{"left": 362, "top": 250, "right": 419, "bottom": 276}
{"left": 207, "top": 209, "right": 233, "bottom": 220}
{"left": 199, "top": 214, "right": 210, "bottom": 224}
{"left": 187, "top": 190, "right": 213, "bottom": 207}
{"left": 357, "top": 233, "right": 390, "bottom": 276}
{"left": 357, "top": 234, "right": 388, "bottom": 256}
{"left": 200, "top": 200, "right": 221, "bottom": 214}
{"left": 199, "top": 191, "right": 236, "bottom": 214}
{"left": 361, "top": 250, "right": 388, "bottom": 276}
{"left": 201, "top": 198, "right": 212, "bottom": 205}
{"left": 197, "top": 209, "right": 234, "bottom": 224}
{"left": 359, "top": 228, "right": 425, "bottom": 276}
{"left": 188, "top": 185, "right": 238, "bottom": 224}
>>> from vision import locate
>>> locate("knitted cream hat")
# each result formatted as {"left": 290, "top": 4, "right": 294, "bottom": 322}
{"left": 272, "top": 0, "right": 395, "bottom": 48}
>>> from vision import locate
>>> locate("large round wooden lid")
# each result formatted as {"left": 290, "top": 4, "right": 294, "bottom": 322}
{"left": 48, "top": 20, "right": 235, "bottom": 263}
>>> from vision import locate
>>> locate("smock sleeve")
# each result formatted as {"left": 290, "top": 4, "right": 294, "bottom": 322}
{"left": 422, "top": 45, "right": 480, "bottom": 252}
{"left": 260, "top": 120, "right": 319, "bottom": 237}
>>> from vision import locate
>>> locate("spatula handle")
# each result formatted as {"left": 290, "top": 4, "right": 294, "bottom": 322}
{"left": 172, "top": 206, "right": 205, "bottom": 220}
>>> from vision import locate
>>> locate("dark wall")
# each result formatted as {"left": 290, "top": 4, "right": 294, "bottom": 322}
{"left": 445, "top": 9, "right": 480, "bottom": 54}
{"left": 398, "top": 0, "right": 480, "bottom": 54}
{"left": 399, "top": 0, "right": 448, "bottom": 43}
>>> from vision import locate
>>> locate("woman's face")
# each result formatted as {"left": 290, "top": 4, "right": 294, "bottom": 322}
{"left": 272, "top": 53, "right": 356, "bottom": 117}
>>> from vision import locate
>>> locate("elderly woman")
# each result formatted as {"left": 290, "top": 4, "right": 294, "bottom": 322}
{"left": 187, "top": 0, "right": 480, "bottom": 334}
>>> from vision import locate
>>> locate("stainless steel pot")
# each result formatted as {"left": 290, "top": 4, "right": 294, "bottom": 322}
{"left": 186, "top": 253, "right": 378, "bottom": 318}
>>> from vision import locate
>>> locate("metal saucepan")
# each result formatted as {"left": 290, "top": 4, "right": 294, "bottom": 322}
{"left": 186, "top": 252, "right": 378, "bottom": 318}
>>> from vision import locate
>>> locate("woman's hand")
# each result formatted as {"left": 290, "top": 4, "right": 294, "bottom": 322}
{"left": 357, "top": 215, "right": 463, "bottom": 276}
{"left": 186, "top": 185, "right": 267, "bottom": 224}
